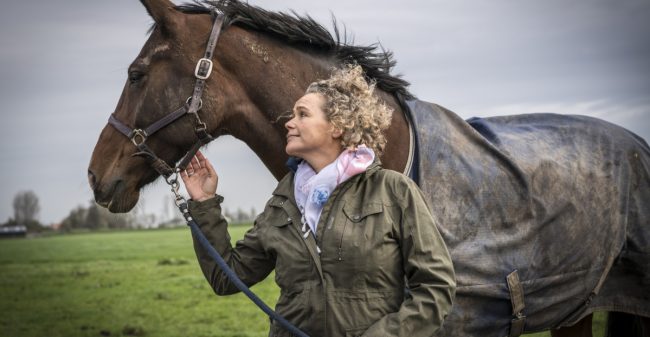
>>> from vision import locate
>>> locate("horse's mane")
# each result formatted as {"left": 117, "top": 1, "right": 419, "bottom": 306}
{"left": 175, "top": 0, "right": 415, "bottom": 100}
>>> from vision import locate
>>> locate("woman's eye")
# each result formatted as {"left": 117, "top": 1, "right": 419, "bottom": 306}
{"left": 128, "top": 71, "right": 145, "bottom": 84}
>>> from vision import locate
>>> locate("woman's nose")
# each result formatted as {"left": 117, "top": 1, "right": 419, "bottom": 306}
{"left": 285, "top": 117, "right": 295, "bottom": 130}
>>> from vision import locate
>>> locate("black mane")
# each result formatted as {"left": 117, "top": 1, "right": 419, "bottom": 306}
{"left": 176, "top": 0, "right": 415, "bottom": 100}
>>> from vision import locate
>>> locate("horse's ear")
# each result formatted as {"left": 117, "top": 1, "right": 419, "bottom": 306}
{"left": 140, "top": 0, "right": 182, "bottom": 34}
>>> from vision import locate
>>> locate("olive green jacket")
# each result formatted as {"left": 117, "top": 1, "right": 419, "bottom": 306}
{"left": 188, "top": 162, "right": 456, "bottom": 337}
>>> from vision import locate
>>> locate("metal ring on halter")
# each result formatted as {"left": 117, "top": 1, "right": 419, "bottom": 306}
{"left": 165, "top": 171, "right": 178, "bottom": 185}
{"left": 130, "top": 129, "right": 148, "bottom": 146}
{"left": 186, "top": 96, "right": 203, "bottom": 110}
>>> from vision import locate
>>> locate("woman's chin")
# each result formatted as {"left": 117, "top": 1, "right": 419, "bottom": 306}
{"left": 285, "top": 145, "right": 300, "bottom": 157}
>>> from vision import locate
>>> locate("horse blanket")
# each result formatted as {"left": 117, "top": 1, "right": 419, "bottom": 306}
{"left": 404, "top": 99, "right": 650, "bottom": 336}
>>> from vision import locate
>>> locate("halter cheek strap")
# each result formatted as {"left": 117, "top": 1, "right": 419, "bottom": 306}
{"left": 107, "top": 12, "right": 226, "bottom": 178}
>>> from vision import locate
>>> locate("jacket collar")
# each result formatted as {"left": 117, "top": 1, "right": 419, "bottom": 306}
{"left": 273, "top": 172, "right": 296, "bottom": 200}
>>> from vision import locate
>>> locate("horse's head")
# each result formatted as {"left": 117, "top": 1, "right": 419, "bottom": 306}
{"left": 89, "top": 0, "right": 412, "bottom": 213}
{"left": 88, "top": 0, "right": 229, "bottom": 212}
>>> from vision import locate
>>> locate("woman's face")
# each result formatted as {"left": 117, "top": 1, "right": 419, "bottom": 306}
{"left": 285, "top": 93, "right": 341, "bottom": 159}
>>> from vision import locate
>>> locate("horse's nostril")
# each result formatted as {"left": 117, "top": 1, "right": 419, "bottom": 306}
{"left": 88, "top": 169, "right": 97, "bottom": 190}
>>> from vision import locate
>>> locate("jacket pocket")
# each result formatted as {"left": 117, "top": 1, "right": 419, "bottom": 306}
{"left": 271, "top": 289, "right": 311, "bottom": 337}
{"left": 336, "top": 203, "right": 399, "bottom": 282}
{"left": 342, "top": 203, "right": 384, "bottom": 223}
{"left": 337, "top": 203, "right": 385, "bottom": 265}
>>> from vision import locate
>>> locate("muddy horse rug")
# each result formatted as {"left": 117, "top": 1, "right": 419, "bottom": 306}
{"left": 404, "top": 99, "right": 649, "bottom": 336}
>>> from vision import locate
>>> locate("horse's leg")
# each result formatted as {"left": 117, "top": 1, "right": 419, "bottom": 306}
{"left": 606, "top": 312, "right": 650, "bottom": 337}
{"left": 551, "top": 314, "right": 593, "bottom": 337}
{"left": 641, "top": 316, "right": 650, "bottom": 337}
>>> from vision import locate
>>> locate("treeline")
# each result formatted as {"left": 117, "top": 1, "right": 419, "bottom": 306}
{"left": 58, "top": 200, "right": 184, "bottom": 231}
{"left": 58, "top": 203, "right": 259, "bottom": 230}
{"left": 222, "top": 206, "right": 258, "bottom": 225}
{"left": 60, "top": 201, "right": 155, "bottom": 231}
{"left": 2, "top": 190, "right": 259, "bottom": 235}
{"left": 1, "top": 190, "right": 48, "bottom": 233}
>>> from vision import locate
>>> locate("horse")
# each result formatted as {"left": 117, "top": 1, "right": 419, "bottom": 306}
{"left": 87, "top": 1, "right": 650, "bottom": 336}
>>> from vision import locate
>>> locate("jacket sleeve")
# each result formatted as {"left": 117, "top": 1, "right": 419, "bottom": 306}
{"left": 362, "top": 178, "right": 456, "bottom": 337}
{"left": 188, "top": 195, "right": 275, "bottom": 295}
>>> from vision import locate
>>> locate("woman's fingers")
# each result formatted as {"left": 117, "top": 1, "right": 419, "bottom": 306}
{"left": 196, "top": 150, "right": 207, "bottom": 167}
{"left": 205, "top": 157, "right": 217, "bottom": 177}
{"left": 191, "top": 151, "right": 216, "bottom": 178}
{"left": 178, "top": 152, "right": 217, "bottom": 201}
{"left": 186, "top": 156, "right": 201, "bottom": 176}
{"left": 196, "top": 151, "right": 216, "bottom": 176}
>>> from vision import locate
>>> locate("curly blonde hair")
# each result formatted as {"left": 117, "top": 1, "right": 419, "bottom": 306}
{"left": 306, "top": 65, "right": 393, "bottom": 155}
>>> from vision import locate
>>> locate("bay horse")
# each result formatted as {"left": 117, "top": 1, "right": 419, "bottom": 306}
{"left": 88, "top": 0, "right": 650, "bottom": 336}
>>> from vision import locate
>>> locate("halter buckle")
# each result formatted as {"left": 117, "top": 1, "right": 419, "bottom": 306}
{"left": 194, "top": 58, "right": 213, "bottom": 80}
{"left": 186, "top": 96, "right": 203, "bottom": 111}
{"left": 131, "top": 129, "right": 148, "bottom": 146}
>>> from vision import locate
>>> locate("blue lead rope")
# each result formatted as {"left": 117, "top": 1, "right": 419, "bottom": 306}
{"left": 181, "top": 202, "right": 310, "bottom": 337}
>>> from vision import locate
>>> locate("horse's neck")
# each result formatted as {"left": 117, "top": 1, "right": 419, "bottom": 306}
{"left": 212, "top": 26, "right": 408, "bottom": 179}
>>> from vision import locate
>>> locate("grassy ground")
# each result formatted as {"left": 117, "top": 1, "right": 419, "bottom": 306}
{"left": 0, "top": 227, "right": 605, "bottom": 337}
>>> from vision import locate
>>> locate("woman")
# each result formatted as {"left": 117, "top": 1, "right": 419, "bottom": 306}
{"left": 181, "top": 65, "right": 456, "bottom": 337}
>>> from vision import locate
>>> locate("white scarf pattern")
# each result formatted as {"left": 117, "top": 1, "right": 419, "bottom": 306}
{"left": 293, "top": 145, "right": 375, "bottom": 243}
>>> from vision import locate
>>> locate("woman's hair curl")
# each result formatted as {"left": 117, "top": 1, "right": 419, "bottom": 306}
{"left": 306, "top": 65, "right": 393, "bottom": 155}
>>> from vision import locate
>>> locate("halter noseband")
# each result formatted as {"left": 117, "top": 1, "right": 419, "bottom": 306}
{"left": 107, "top": 13, "right": 226, "bottom": 179}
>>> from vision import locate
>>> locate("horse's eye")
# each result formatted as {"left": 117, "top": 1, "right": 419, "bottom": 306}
{"left": 128, "top": 71, "right": 145, "bottom": 84}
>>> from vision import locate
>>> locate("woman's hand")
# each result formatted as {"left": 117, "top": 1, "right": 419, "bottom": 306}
{"left": 180, "top": 150, "right": 218, "bottom": 202}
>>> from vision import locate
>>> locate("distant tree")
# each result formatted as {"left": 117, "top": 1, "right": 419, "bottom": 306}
{"left": 138, "top": 213, "right": 157, "bottom": 229}
{"left": 250, "top": 207, "right": 257, "bottom": 222}
{"left": 162, "top": 195, "right": 174, "bottom": 223}
{"left": 157, "top": 195, "right": 183, "bottom": 228}
{"left": 0, "top": 218, "right": 14, "bottom": 227}
{"left": 13, "top": 190, "right": 40, "bottom": 226}
{"left": 85, "top": 201, "right": 109, "bottom": 229}
{"left": 236, "top": 207, "right": 248, "bottom": 223}
{"left": 104, "top": 208, "right": 133, "bottom": 229}
{"left": 131, "top": 201, "right": 156, "bottom": 229}
{"left": 63, "top": 203, "right": 133, "bottom": 230}
{"left": 61, "top": 206, "right": 88, "bottom": 231}
{"left": 222, "top": 206, "right": 231, "bottom": 219}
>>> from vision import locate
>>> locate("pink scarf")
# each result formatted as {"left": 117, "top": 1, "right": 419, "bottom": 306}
{"left": 294, "top": 145, "right": 375, "bottom": 240}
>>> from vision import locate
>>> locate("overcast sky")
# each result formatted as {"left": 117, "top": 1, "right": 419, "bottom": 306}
{"left": 1, "top": 0, "right": 648, "bottom": 225}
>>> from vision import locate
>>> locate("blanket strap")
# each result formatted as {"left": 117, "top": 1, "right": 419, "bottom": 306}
{"left": 507, "top": 270, "right": 526, "bottom": 337}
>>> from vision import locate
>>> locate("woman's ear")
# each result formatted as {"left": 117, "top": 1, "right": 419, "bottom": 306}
{"left": 331, "top": 128, "right": 343, "bottom": 139}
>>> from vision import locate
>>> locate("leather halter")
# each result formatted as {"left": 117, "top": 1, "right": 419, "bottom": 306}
{"left": 107, "top": 13, "right": 225, "bottom": 178}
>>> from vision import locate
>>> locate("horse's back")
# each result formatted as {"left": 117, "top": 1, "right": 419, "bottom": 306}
{"left": 467, "top": 112, "right": 649, "bottom": 167}
{"left": 406, "top": 100, "right": 650, "bottom": 336}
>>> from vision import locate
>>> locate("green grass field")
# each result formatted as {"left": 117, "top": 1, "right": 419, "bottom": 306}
{"left": 0, "top": 227, "right": 605, "bottom": 337}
